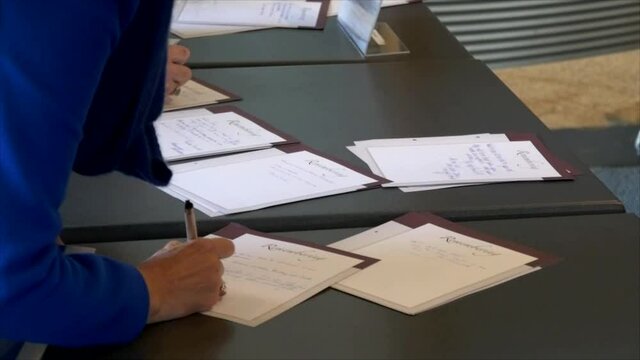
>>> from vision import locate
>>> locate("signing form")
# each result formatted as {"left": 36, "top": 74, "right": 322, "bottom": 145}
{"left": 155, "top": 106, "right": 296, "bottom": 162}
{"left": 203, "top": 224, "right": 377, "bottom": 326}
{"left": 171, "top": 0, "right": 417, "bottom": 38}
{"left": 348, "top": 133, "right": 575, "bottom": 191}
{"left": 175, "top": 0, "right": 329, "bottom": 29}
{"left": 161, "top": 144, "right": 385, "bottom": 216}
{"left": 330, "top": 212, "right": 558, "bottom": 315}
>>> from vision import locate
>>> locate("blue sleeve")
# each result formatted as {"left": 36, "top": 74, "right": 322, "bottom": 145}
{"left": 0, "top": 1, "right": 152, "bottom": 346}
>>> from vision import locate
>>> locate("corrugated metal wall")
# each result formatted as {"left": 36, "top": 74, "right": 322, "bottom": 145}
{"left": 423, "top": 0, "right": 640, "bottom": 68}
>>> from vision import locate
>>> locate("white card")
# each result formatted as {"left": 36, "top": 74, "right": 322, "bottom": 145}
{"left": 348, "top": 134, "right": 510, "bottom": 191}
{"left": 170, "top": 22, "right": 265, "bottom": 39}
{"left": 169, "top": 150, "right": 378, "bottom": 214}
{"left": 177, "top": 0, "right": 325, "bottom": 28}
{"left": 334, "top": 221, "right": 538, "bottom": 313}
{"left": 203, "top": 229, "right": 372, "bottom": 326}
{"left": 154, "top": 108, "right": 286, "bottom": 162}
{"left": 369, "top": 141, "right": 562, "bottom": 186}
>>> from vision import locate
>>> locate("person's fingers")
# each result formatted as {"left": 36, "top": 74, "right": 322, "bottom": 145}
{"left": 165, "top": 46, "right": 192, "bottom": 98}
{"left": 219, "top": 281, "right": 227, "bottom": 297}
{"left": 164, "top": 240, "right": 183, "bottom": 250}
{"left": 193, "top": 237, "right": 235, "bottom": 259}
{"left": 209, "top": 237, "right": 235, "bottom": 259}
{"left": 218, "top": 259, "right": 225, "bottom": 276}
{"left": 166, "top": 63, "right": 192, "bottom": 88}
{"left": 138, "top": 236, "right": 232, "bottom": 322}
{"left": 168, "top": 44, "right": 190, "bottom": 65}
{"left": 165, "top": 81, "right": 178, "bottom": 96}
{"left": 150, "top": 240, "right": 183, "bottom": 258}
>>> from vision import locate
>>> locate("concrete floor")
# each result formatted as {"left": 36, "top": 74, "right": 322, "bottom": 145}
{"left": 494, "top": 49, "right": 640, "bottom": 130}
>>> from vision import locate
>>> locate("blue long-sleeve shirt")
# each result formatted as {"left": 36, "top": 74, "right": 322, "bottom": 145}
{"left": 0, "top": 0, "right": 174, "bottom": 346}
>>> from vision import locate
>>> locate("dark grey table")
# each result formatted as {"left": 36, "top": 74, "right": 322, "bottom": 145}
{"left": 44, "top": 214, "right": 640, "bottom": 359}
{"left": 181, "top": 3, "right": 471, "bottom": 68}
{"left": 60, "top": 60, "right": 623, "bottom": 243}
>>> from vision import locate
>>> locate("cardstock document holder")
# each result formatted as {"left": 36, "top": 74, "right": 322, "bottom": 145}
{"left": 163, "top": 143, "right": 388, "bottom": 216}
{"left": 330, "top": 212, "right": 560, "bottom": 315}
{"left": 156, "top": 105, "right": 298, "bottom": 162}
{"left": 202, "top": 223, "right": 378, "bottom": 326}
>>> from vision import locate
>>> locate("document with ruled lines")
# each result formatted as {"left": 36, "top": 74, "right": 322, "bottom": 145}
{"left": 167, "top": 147, "right": 381, "bottom": 215}
{"left": 348, "top": 133, "right": 575, "bottom": 192}
{"left": 155, "top": 107, "right": 294, "bottom": 162}
{"left": 202, "top": 224, "right": 376, "bottom": 326}
{"left": 176, "top": 0, "right": 329, "bottom": 29}
{"left": 330, "top": 212, "right": 558, "bottom": 315}
{"left": 370, "top": 141, "right": 563, "bottom": 187}
{"left": 171, "top": 0, "right": 415, "bottom": 38}
{"left": 348, "top": 133, "right": 509, "bottom": 191}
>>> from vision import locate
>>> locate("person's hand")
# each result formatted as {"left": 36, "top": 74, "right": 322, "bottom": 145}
{"left": 137, "top": 237, "right": 234, "bottom": 323}
{"left": 165, "top": 44, "right": 192, "bottom": 97}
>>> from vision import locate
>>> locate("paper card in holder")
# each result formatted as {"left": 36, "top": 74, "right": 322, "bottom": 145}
{"left": 201, "top": 223, "right": 378, "bottom": 327}
{"left": 155, "top": 105, "right": 298, "bottom": 162}
{"left": 175, "top": 0, "right": 330, "bottom": 29}
{"left": 162, "top": 144, "right": 388, "bottom": 217}
{"left": 329, "top": 212, "right": 560, "bottom": 315}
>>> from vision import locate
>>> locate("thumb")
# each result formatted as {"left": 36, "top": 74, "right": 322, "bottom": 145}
{"left": 164, "top": 240, "right": 184, "bottom": 250}
{"left": 203, "top": 237, "right": 235, "bottom": 259}
{"left": 150, "top": 240, "right": 184, "bottom": 259}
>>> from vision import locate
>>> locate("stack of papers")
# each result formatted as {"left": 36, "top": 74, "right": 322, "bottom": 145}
{"left": 171, "top": 0, "right": 330, "bottom": 38}
{"left": 156, "top": 105, "right": 385, "bottom": 217}
{"left": 155, "top": 106, "right": 297, "bottom": 162}
{"left": 163, "top": 78, "right": 240, "bottom": 112}
{"left": 171, "top": 0, "right": 417, "bottom": 39}
{"left": 203, "top": 223, "right": 377, "bottom": 326}
{"left": 329, "top": 212, "right": 559, "bottom": 315}
{"left": 347, "top": 133, "right": 576, "bottom": 192}
{"left": 161, "top": 144, "right": 386, "bottom": 217}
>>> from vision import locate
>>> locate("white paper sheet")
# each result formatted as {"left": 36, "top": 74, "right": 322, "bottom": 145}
{"left": 348, "top": 134, "right": 510, "bottom": 191}
{"left": 170, "top": 147, "right": 286, "bottom": 174}
{"left": 177, "top": 0, "right": 324, "bottom": 28}
{"left": 328, "top": 0, "right": 415, "bottom": 16}
{"left": 163, "top": 80, "right": 235, "bottom": 112}
{"left": 202, "top": 232, "right": 366, "bottom": 326}
{"left": 159, "top": 148, "right": 286, "bottom": 217}
{"left": 154, "top": 108, "right": 285, "bottom": 162}
{"left": 332, "top": 219, "right": 539, "bottom": 314}
{"left": 171, "top": 0, "right": 415, "bottom": 38}
{"left": 167, "top": 149, "right": 378, "bottom": 214}
{"left": 350, "top": 134, "right": 507, "bottom": 175}
{"left": 329, "top": 219, "right": 411, "bottom": 252}
{"left": 171, "top": 22, "right": 265, "bottom": 38}
{"left": 369, "top": 141, "right": 561, "bottom": 187}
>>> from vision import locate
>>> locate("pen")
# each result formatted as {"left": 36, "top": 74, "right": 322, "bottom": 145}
{"left": 184, "top": 200, "right": 227, "bottom": 296}
{"left": 184, "top": 200, "right": 198, "bottom": 241}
